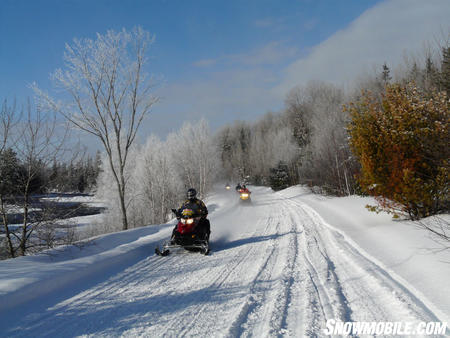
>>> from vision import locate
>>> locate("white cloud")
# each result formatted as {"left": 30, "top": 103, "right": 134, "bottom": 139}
{"left": 253, "top": 18, "right": 275, "bottom": 28}
{"left": 192, "top": 41, "right": 298, "bottom": 68}
{"left": 150, "top": 0, "right": 450, "bottom": 135}
{"left": 193, "top": 58, "right": 217, "bottom": 67}
{"left": 303, "top": 18, "right": 318, "bottom": 31}
{"left": 156, "top": 67, "right": 281, "bottom": 124}
{"left": 274, "top": 0, "right": 450, "bottom": 96}
{"left": 148, "top": 41, "right": 297, "bottom": 133}
{"left": 227, "top": 41, "right": 298, "bottom": 66}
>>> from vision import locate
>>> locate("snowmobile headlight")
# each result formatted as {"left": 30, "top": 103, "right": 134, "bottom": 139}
{"left": 241, "top": 193, "right": 249, "bottom": 198}
{"left": 186, "top": 218, "right": 194, "bottom": 225}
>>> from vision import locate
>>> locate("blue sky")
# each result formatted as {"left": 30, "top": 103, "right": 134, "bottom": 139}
{"left": 1, "top": 0, "right": 449, "bottom": 139}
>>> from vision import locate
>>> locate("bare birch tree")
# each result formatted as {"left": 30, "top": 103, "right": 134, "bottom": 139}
{"left": 34, "top": 27, "right": 159, "bottom": 230}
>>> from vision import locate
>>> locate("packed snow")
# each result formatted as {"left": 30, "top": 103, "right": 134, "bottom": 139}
{"left": 0, "top": 185, "right": 448, "bottom": 337}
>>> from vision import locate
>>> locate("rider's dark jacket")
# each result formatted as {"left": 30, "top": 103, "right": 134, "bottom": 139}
{"left": 178, "top": 198, "right": 208, "bottom": 218}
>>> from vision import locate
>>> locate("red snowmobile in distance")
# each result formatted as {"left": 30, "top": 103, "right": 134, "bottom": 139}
{"left": 238, "top": 186, "right": 251, "bottom": 202}
{"left": 155, "top": 208, "right": 209, "bottom": 256}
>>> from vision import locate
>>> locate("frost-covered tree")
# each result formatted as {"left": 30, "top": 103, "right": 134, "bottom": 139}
{"left": 95, "top": 120, "right": 217, "bottom": 231}
{"left": 248, "top": 124, "right": 298, "bottom": 184}
{"left": 95, "top": 142, "right": 140, "bottom": 231}
{"left": 169, "top": 119, "right": 218, "bottom": 198}
{"left": 133, "top": 136, "right": 183, "bottom": 224}
{"left": 34, "top": 27, "right": 158, "bottom": 231}
{"left": 216, "top": 121, "right": 252, "bottom": 182}
{"left": 284, "top": 87, "right": 312, "bottom": 148}
{"left": 215, "top": 112, "right": 299, "bottom": 186}
{"left": 1, "top": 100, "right": 17, "bottom": 154}
{"left": 283, "top": 81, "right": 356, "bottom": 195}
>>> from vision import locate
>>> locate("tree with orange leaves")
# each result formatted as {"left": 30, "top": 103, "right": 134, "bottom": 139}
{"left": 346, "top": 83, "right": 449, "bottom": 220}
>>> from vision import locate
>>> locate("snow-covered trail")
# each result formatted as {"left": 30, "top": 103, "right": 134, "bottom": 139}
{"left": 1, "top": 187, "right": 444, "bottom": 337}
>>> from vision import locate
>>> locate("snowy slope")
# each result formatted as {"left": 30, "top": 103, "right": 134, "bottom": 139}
{"left": 0, "top": 186, "right": 448, "bottom": 337}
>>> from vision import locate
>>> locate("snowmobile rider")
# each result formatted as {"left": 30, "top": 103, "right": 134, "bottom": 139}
{"left": 172, "top": 188, "right": 210, "bottom": 240}
{"left": 241, "top": 185, "right": 250, "bottom": 193}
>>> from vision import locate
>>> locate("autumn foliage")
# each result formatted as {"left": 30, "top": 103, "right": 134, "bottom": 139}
{"left": 346, "top": 83, "right": 449, "bottom": 219}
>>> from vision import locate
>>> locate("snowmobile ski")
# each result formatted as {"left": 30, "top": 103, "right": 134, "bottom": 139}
{"left": 154, "top": 239, "right": 209, "bottom": 256}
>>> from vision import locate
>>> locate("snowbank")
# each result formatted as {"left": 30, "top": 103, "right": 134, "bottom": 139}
{"left": 0, "top": 224, "right": 171, "bottom": 312}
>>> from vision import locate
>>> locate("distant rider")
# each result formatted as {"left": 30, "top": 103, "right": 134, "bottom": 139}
{"left": 172, "top": 188, "right": 210, "bottom": 240}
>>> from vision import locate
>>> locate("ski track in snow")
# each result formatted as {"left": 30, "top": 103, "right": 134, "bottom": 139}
{"left": 1, "top": 187, "right": 445, "bottom": 337}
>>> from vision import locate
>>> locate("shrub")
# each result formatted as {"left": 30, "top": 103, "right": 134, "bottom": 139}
{"left": 346, "top": 83, "right": 449, "bottom": 219}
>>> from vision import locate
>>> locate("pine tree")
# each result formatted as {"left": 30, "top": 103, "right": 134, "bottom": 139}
{"left": 425, "top": 56, "right": 439, "bottom": 91}
{"left": 441, "top": 47, "right": 450, "bottom": 96}
{"left": 0, "top": 148, "right": 22, "bottom": 258}
{"left": 381, "top": 62, "right": 392, "bottom": 85}
{"left": 0, "top": 148, "right": 21, "bottom": 196}
{"left": 269, "top": 161, "right": 290, "bottom": 191}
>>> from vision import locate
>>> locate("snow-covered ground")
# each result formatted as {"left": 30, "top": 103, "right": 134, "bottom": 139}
{"left": 280, "top": 186, "right": 450, "bottom": 324}
{"left": 58, "top": 214, "right": 104, "bottom": 235}
{"left": 0, "top": 185, "right": 448, "bottom": 337}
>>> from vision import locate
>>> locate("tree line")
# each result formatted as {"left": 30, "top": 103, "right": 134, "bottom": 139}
{"left": 216, "top": 81, "right": 357, "bottom": 195}
{"left": 1, "top": 146, "right": 100, "bottom": 196}
{"left": 217, "top": 42, "right": 449, "bottom": 226}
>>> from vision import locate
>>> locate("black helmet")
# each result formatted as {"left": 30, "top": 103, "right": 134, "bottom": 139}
{"left": 187, "top": 188, "right": 197, "bottom": 200}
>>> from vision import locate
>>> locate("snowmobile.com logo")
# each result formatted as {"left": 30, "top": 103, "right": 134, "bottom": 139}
{"left": 323, "top": 320, "right": 447, "bottom": 336}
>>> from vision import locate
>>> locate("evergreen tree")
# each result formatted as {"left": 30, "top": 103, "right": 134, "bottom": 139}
{"left": 409, "top": 62, "right": 420, "bottom": 83}
{"left": 269, "top": 161, "right": 290, "bottom": 191}
{"left": 425, "top": 56, "right": 439, "bottom": 90}
{"left": 0, "top": 148, "right": 21, "bottom": 196}
{"left": 381, "top": 62, "right": 392, "bottom": 85}
{"left": 441, "top": 47, "right": 450, "bottom": 96}
{"left": 49, "top": 159, "right": 59, "bottom": 191}
{"left": 0, "top": 148, "right": 22, "bottom": 259}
